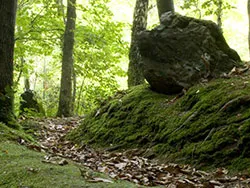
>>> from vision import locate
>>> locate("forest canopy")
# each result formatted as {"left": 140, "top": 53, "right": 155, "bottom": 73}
{"left": 12, "top": 0, "right": 249, "bottom": 117}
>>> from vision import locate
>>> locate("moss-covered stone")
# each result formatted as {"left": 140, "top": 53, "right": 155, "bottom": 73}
{"left": 67, "top": 76, "right": 250, "bottom": 171}
{"left": 19, "top": 90, "right": 45, "bottom": 117}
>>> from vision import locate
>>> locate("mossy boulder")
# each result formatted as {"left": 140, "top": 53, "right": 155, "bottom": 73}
{"left": 20, "top": 90, "right": 45, "bottom": 117}
{"left": 67, "top": 75, "right": 250, "bottom": 170}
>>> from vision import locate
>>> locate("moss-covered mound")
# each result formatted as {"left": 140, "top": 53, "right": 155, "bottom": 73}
{"left": 0, "top": 142, "right": 139, "bottom": 188}
{"left": 0, "top": 122, "right": 33, "bottom": 142}
{"left": 67, "top": 76, "right": 250, "bottom": 171}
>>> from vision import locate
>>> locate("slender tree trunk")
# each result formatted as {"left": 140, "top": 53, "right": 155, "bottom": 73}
{"left": 14, "top": 57, "right": 25, "bottom": 87}
{"left": 248, "top": 0, "right": 250, "bottom": 58}
{"left": 216, "top": 0, "right": 223, "bottom": 32}
{"left": 57, "top": 0, "right": 76, "bottom": 117}
{"left": 156, "top": 0, "right": 174, "bottom": 20}
{"left": 72, "top": 65, "right": 76, "bottom": 114}
{"left": 127, "top": 0, "right": 149, "bottom": 87}
{"left": 0, "top": 0, "right": 17, "bottom": 124}
{"left": 43, "top": 57, "right": 46, "bottom": 100}
{"left": 76, "top": 78, "right": 85, "bottom": 115}
{"left": 24, "top": 77, "right": 30, "bottom": 91}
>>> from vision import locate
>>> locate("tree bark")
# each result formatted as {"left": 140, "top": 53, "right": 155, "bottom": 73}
{"left": 216, "top": 0, "right": 223, "bottom": 32}
{"left": 57, "top": 0, "right": 76, "bottom": 117}
{"left": 156, "top": 0, "right": 174, "bottom": 20}
{"left": 72, "top": 65, "right": 76, "bottom": 114}
{"left": 0, "top": 0, "right": 17, "bottom": 124}
{"left": 14, "top": 57, "right": 25, "bottom": 87}
{"left": 76, "top": 78, "right": 84, "bottom": 115}
{"left": 127, "top": 0, "right": 149, "bottom": 87}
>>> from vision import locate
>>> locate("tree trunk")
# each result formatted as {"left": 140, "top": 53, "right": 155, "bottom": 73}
{"left": 24, "top": 77, "right": 30, "bottom": 91}
{"left": 127, "top": 0, "right": 149, "bottom": 87}
{"left": 43, "top": 57, "right": 46, "bottom": 100}
{"left": 216, "top": 0, "right": 223, "bottom": 32}
{"left": 0, "top": 0, "right": 17, "bottom": 124}
{"left": 156, "top": 0, "right": 174, "bottom": 20}
{"left": 72, "top": 65, "right": 76, "bottom": 114}
{"left": 57, "top": 0, "right": 76, "bottom": 117}
{"left": 248, "top": 0, "right": 250, "bottom": 57}
{"left": 76, "top": 78, "right": 84, "bottom": 115}
{"left": 14, "top": 57, "right": 25, "bottom": 87}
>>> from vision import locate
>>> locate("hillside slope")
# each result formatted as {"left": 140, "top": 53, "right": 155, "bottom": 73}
{"left": 67, "top": 75, "right": 250, "bottom": 171}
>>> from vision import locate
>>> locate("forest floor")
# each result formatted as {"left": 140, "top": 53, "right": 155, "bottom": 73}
{"left": 1, "top": 117, "right": 250, "bottom": 187}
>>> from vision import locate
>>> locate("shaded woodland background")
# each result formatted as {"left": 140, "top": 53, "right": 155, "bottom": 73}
{"left": 9, "top": 0, "right": 250, "bottom": 118}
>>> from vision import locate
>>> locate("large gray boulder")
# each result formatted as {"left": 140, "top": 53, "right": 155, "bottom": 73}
{"left": 138, "top": 12, "right": 241, "bottom": 94}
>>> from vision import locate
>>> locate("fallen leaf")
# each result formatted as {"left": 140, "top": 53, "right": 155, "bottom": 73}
{"left": 58, "top": 159, "right": 68, "bottom": 166}
{"left": 87, "top": 177, "right": 113, "bottom": 183}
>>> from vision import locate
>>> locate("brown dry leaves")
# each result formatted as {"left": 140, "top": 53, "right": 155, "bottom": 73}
{"left": 22, "top": 117, "right": 250, "bottom": 187}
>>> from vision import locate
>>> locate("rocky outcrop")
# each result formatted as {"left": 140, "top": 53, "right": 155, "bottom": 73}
{"left": 138, "top": 12, "right": 241, "bottom": 94}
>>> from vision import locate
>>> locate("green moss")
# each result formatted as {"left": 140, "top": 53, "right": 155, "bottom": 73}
{"left": 0, "top": 142, "right": 143, "bottom": 188}
{"left": 0, "top": 122, "right": 33, "bottom": 143}
{"left": 67, "top": 78, "right": 250, "bottom": 170}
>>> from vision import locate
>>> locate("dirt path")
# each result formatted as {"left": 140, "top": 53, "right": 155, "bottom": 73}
{"left": 23, "top": 117, "right": 250, "bottom": 187}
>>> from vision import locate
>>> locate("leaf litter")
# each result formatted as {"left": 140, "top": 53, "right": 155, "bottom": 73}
{"left": 20, "top": 117, "right": 250, "bottom": 187}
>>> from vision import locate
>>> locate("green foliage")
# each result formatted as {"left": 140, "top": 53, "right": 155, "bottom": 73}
{"left": 20, "top": 106, "right": 44, "bottom": 118}
{"left": 14, "top": 0, "right": 64, "bottom": 116}
{"left": 73, "top": 0, "right": 128, "bottom": 114}
{"left": 14, "top": 0, "right": 128, "bottom": 116}
{"left": 180, "top": 0, "right": 236, "bottom": 18}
